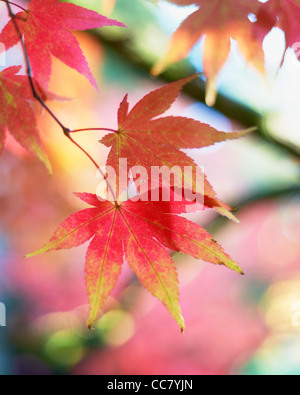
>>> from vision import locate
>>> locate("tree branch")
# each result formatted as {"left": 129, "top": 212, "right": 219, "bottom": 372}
{"left": 93, "top": 32, "right": 300, "bottom": 162}
{"left": 207, "top": 184, "right": 300, "bottom": 234}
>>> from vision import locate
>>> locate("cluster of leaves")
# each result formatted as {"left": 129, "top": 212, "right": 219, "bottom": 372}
{"left": 0, "top": 0, "right": 298, "bottom": 330}
{"left": 0, "top": 0, "right": 125, "bottom": 167}
{"left": 153, "top": 0, "right": 300, "bottom": 105}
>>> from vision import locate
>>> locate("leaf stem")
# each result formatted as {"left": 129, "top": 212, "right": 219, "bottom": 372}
{"left": 5, "top": 2, "right": 118, "bottom": 204}
{"left": 0, "top": 0, "right": 26, "bottom": 12}
{"left": 71, "top": 128, "right": 119, "bottom": 134}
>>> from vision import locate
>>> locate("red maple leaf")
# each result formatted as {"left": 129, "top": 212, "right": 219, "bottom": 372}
{"left": 27, "top": 190, "right": 243, "bottom": 330}
{"left": 255, "top": 0, "right": 300, "bottom": 63}
{"left": 0, "top": 0, "right": 126, "bottom": 90}
{"left": 0, "top": 66, "right": 51, "bottom": 171}
{"left": 100, "top": 75, "right": 252, "bottom": 220}
{"left": 152, "top": 0, "right": 265, "bottom": 105}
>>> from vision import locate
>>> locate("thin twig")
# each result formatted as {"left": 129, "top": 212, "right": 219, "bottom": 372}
{"left": 4, "top": 2, "right": 118, "bottom": 203}
{"left": 0, "top": 0, "right": 26, "bottom": 12}
{"left": 71, "top": 128, "right": 118, "bottom": 134}
{"left": 5, "top": 3, "right": 71, "bottom": 134}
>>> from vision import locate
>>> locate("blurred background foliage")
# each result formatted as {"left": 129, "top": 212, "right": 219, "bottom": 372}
{"left": 0, "top": 0, "right": 300, "bottom": 375}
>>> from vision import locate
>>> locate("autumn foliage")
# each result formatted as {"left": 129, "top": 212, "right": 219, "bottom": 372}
{"left": 0, "top": 0, "right": 299, "bottom": 331}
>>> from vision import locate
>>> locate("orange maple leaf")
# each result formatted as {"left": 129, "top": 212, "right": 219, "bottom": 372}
{"left": 0, "top": 0, "right": 126, "bottom": 91}
{"left": 100, "top": 75, "right": 253, "bottom": 220}
{"left": 153, "top": 0, "right": 265, "bottom": 105}
{"left": 0, "top": 66, "right": 51, "bottom": 171}
{"left": 27, "top": 190, "right": 243, "bottom": 330}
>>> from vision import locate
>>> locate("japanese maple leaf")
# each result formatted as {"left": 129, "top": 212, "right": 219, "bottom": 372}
{"left": 152, "top": 0, "right": 265, "bottom": 105}
{"left": 27, "top": 191, "right": 243, "bottom": 330}
{"left": 0, "top": 66, "right": 51, "bottom": 171}
{"left": 100, "top": 75, "right": 252, "bottom": 220}
{"left": 0, "top": 0, "right": 126, "bottom": 90}
{"left": 254, "top": 0, "right": 300, "bottom": 63}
